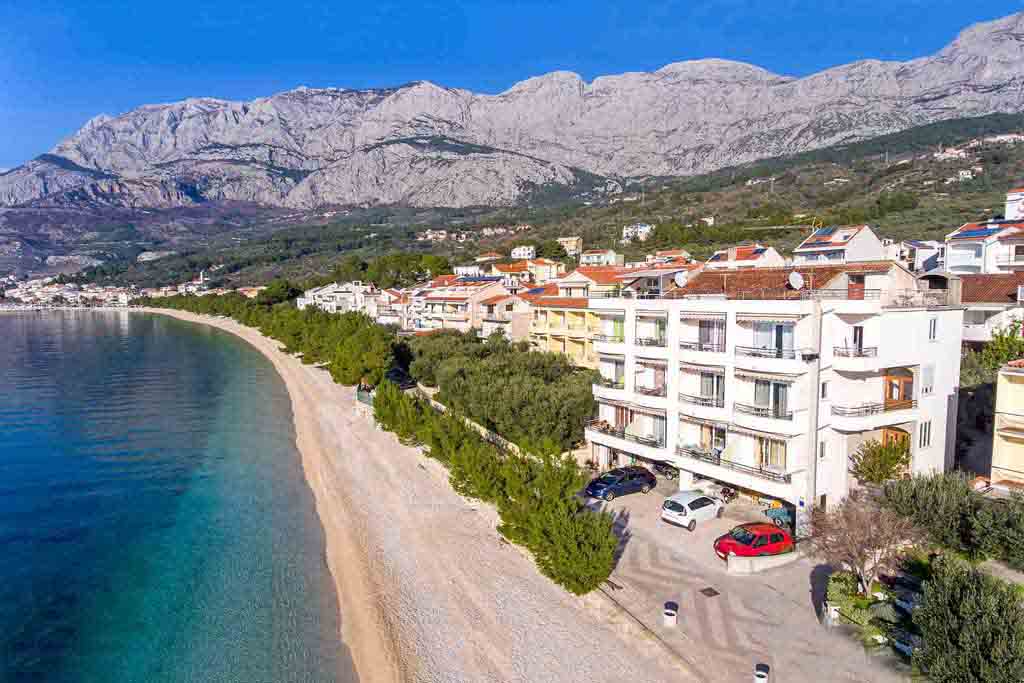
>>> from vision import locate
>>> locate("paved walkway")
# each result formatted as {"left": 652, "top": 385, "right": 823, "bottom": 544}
{"left": 589, "top": 479, "right": 912, "bottom": 682}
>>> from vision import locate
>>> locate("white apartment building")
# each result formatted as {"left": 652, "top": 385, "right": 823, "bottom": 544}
{"left": 296, "top": 281, "right": 376, "bottom": 313}
{"left": 951, "top": 272, "right": 1024, "bottom": 346}
{"left": 887, "top": 240, "right": 944, "bottom": 273}
{"left": 511, "top": 245, "right": 536, "bottom": 259}
{"left": 557, "top": 236, "right": 583, "bottom": 257}
{"left": 944, "top": 189, "right": 1024, "bottom": 274}
{"left": 792, "top": 225, "right": 887, "bottom": 264}
{"left": 585, "top": 262, "right": 962, "bottom": 525}
{"left": 705, "top": 244, "right": 785, "bottom": 269}
{"left": 621, "top": 223, "right": 655, "bottom": 243}
{"left": 454, "top": 265, "right": 484, "bottom": 277}
{"left": 580, "top": 249, "right": 624, "bottom": 266}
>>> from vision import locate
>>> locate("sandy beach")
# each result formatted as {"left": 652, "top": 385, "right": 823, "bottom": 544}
{"left": 142, "top": 308, "right": 685, "bottom": 683}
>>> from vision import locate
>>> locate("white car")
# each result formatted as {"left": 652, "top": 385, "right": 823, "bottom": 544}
{"left": 660, "top": 490, "right": 724, "bottom": 531}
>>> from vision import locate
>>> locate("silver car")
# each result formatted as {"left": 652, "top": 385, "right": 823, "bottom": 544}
{"left": 660, "top": 490, "right": 724, "bottom": 531}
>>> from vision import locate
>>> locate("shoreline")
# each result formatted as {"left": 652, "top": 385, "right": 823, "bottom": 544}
{"left": 134, "top": 307, "right": 685, "bottom": 683}
{"left": 139, "top": 308, "right": 403, "bottom": 683}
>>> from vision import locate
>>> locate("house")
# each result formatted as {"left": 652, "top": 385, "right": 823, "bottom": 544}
{"left": 992, "top": 360, "right": 1024, "bottom": 486}
{"left": 554, "top": 266, "right": 632, "bottom": 298}
{"left": 511, "top": 245, "right": 536, "bottom": 260}
{"left": 454, "top": 264, "right": 484, "bottom": 277}
{"left": 792, "top": 225, "right": 887, "bottom": 264}
{"left": 296, "top": 281, "right": 376, "bottom": 313}
{"left": 889, "top": 240, "right": 945, "bottom": 273}
{"left": 647, "top": 249, "right": 692, "bottom": 264}
{"left": 418, "top": 276, "right": 510, "bottom": 333}
{"left": 490, "top": 261, "right": 532, "bottom": 289}
{"left": 952, "top": 272, "right": 1024, "bottom": 345}
{"left": 944, "top": 189, "right": 1024, "bottom": 274}
{"left": 705, "top": 244, "right": 786, "bottom": 270}
{"left": 622, "top": 223, "right": 655, "bottom": 243}
{"left": 580, "top": 249, "right": 624, "bottom": 266}
{"left": 556, "top": 236, "right": 583, "bottom": 257}
{"left": 586, "top": 261, "right": 963, "bottom": 525}
{"left": 526, "top": 258, "right": 566, "bottom": 284}
{"left": 477, "top": 293, "right": 532, "bottom": 341}
{"left": 527, "top": 293, "right": 599, "bottom": 368}
{"left": 375, "top": 289, "right": 408, "bottom": 327}
{"left": 475, "top": 252, "right": 503, "bottom": 263}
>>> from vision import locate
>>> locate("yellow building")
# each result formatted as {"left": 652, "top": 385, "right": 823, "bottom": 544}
{"left": 992, "top": 359, "right": 1024, "bottom": 485}
{"left": 528, "top": 296, "right": 600, "bottom": 367}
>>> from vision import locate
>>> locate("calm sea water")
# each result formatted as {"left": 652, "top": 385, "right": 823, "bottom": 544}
{"left": 0, "top": 312, "right": 351, "bottom": 683}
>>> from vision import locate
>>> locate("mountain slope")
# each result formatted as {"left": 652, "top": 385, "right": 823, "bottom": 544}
{"left": 4, "top": 12, "right": 1024, "bottom": 210}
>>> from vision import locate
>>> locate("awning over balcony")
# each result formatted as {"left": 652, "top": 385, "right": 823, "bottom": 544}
{"left": 734, "top": 368, "right": 802, "bottom": 383}
{"left": 728, "top": 423, "right": 797, "bottom": 440}
{"left": 636, "top": 357, "right": 668, "bottom": 367}
{"left": 678, "top": 311, "right": 727, "bottom": 321}
{"left": 636, "top": 309, "right": 668, "bottom": 317}
{"left": 679, "top": 361, "right": 725, "bottom": 375}
{"left": 597, "top": 399, "right": 666, "bottom": 417}
{"left": 735, "top": 313, "right": 802, "bottom": 323}
{"left": 598, "top": 353, "right": 625, "bottom": 361}
{"left": 679, "top": 414, "right": 729, "bottom": 428}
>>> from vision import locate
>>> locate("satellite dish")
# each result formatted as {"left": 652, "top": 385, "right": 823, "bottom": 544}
{"left": 788, "top": 271, "right": 805, "bottom": 290}
{"left": 674, "top": 271, "right": 688, "bottom": 288}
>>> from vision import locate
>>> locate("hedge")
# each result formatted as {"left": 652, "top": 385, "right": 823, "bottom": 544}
{"left": 883, "top": 473, "right": 1024, "bottom": 570}
{"left": 373, "top": 381, "right": 618, "bottom": 594}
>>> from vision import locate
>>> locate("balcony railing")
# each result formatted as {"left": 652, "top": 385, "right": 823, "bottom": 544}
{"left": 735, "top": 345, "right": 800, "bottom": 360}
{"left": 834, "top": 346, "right": 879, "bottom": 358}
{"left": 831, "top": 399, "right": 917, "bottom": 416}
{"left": 636, "top": 385, "right": 668, "bottom": 397}
{"left": 996, "top": 255, "right": 1024, "bottom": 266}
{"left": 734, "top": 402, "right": 794, "bottom": 420}
{"left": 593, "top": 333, "right": 625, "bottom": 343}
{"left": 636, "top": 336, "right": 667, "bottom": 347}
{"left": 586, "top": 419, "right": 665, "bottom": 448}
{"left": 676, "top": 446, "right": 792, "bottom": 484}
{"left": 596, "top": 377, "right": 625, "bottom": 390}
{"left": 679, "top": 392, "right": 725, "bottom": 408}
{"left": 886, "top": 289, "right": 951, "bottom": 308}
{"left": 680, "top": 340, "right": 726, "bottom": 353}
{"left": 588, "top": 291, "right": 623, "bottom": 299}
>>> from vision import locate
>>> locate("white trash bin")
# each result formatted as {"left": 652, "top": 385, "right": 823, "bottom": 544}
{"left": 662, "top": 601, "right": 678, "bottom": 627}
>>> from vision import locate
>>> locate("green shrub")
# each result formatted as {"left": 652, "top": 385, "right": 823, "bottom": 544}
{"left": 914, "top": 557, "right": 1024, "bottom": 682}
{"left": 849, "top": 439, "right": 911, "bottom": 485}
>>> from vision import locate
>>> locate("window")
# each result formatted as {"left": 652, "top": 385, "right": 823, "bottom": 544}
{"left": 928, "top": 317, "right": 938, "bottom": 341}
{"left": 757, "top": 437, "right": 787, "bottom": 470}
{"left": 919, "top": 421, "right": 932, "bottom": 449}
{"left": 770, "top": 533, "right": 784, "bottom": 544}
{"left": 821, "top": 381, "right": 829, "bottom": 400}
{"left": 921, "top": 365, "right": 935, "bottom": 396}
{"left": 819, "top": 441, "right": 827, "bottom": 461}
{"left": 754, "top": 536, "right": 769, "bottom": 548}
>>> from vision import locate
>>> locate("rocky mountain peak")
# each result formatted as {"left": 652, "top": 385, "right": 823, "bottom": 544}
{"left": 3, "top": 12, "right": 1024, "bottom": 210}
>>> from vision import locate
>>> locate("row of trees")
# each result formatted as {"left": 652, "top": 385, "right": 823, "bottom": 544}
{"left": 407, "top": 330, "right": 598, "bottom": 453}
{"left": 307, "top": 253, "right": 451, "bottom": 291}
{"left": 372, "top": 381, "right": 618, "bottom": 594}
{"left": 144, "top": 291, "right": 396, "bottom": 386}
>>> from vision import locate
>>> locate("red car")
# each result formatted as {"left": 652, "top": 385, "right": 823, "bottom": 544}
{"left": 714, "top": 523, "right": 794, "bottom": 559}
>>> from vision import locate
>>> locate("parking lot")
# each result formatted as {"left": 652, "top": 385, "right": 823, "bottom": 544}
{"left": 584, "top": 474, "right": 910, "bottom": 682}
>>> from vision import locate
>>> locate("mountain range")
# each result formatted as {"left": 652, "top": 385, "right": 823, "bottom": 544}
{"left": 3, "top": 12, "right": 1024, "bottom": 211}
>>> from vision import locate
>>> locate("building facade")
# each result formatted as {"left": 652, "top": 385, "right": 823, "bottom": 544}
{"left": 585, "top": 262, "right": 962, "bottom": 522}
{"left": 992, "top": 360, "right": 1024, "bottom": 486}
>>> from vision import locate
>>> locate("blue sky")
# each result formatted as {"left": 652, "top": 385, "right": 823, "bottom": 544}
{"left": 1, "top": 0, "right": 1022, "bottom": 168}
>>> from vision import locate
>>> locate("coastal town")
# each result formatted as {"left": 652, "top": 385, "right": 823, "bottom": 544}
{"left": 131, "top": 184, "right": 1024, "bottom": 681}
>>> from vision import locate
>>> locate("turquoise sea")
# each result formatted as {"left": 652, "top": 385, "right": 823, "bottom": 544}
{"left": 0, "top": 312, "right": 351, "bottom": 682}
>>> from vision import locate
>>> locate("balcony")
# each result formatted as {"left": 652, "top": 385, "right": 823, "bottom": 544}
{"left": 996, "top": 255, "right": 1024, "bottom": 267}
{"left": 735, "top": 345, "right": 800, "bottom": 360}
{"left": 586, "top": 419, "right": 665, "bottom": 448}
{"left": 830, "top": 400, "right": 918, "bottom": 431}
{"left": 735, "top": 402, "right": 794, "bottom": 421}
{"left": 636, "top": 384, "right": 668, "bottom": 398}
{"left": 679, "top": 392, "right": 725, "bottom": 408}
{"left": 834, "top": 346, "right": 878, "bottom": 358}
{"left": 676, "top": 446, "right": 792, "bottom": 484}
{"left": 593, "top": 333, "right": 625, "bottom": 343}
{"left": 635, "top": 336, "right": 667, "bottom": 348}
{"left": 596, "top": 377, "right": 625, "bottom": 390}
{"left": 832, "top": 400, "right": 917, "bottom": 417}
{"left": 886, "top": 289, "right": 953, "bottom": 308}
{"left": 679, "top": 340, "right": 726, "bottom": 353}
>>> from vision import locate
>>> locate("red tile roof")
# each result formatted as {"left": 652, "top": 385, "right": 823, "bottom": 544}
{"left": 668, "top": 261, "right": 893, "bottom": 300}
{"left": 430, "top": 274, "right": 459, "bottom": 287}
{"left": 960, "top": 273, "right": 1024, "bottom": 303}
{"left": 530, "top": 296, "right": 590, "bottom": 309}
{"left": 582, "top": 249, "right": 613, "bottom": 255}
{"left": 568, "top": 266, "right": 632, "bottom": 285}
{"left": 1009, "top": 188, "right": 1024, "bottom": 194}
{"left": 479, "top": 294, "right": 515, "bottom": 306}
{"left": 493, "top": 261, "right": 529, "bottom": 273}
{"left": 1006, "top": 359, "right": 1024, "bottom": 368}
{"left": 426, "top": 295, "right": 469, "bottom": 302}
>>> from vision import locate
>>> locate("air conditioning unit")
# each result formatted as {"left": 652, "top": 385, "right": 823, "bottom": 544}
{"left": 1017, "top": 285, "right": 1024, "bottom": 303}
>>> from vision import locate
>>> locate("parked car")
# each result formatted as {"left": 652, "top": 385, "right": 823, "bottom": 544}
{"left": 652, "top": 462, "right": 678, "bottom": 480}
{"left": 584, "top": 466, "right": 657, "bottom": 501}
{"left": 714, "top": 523, "right": 795, "bottom": 559}
{"left": 660, "top": 490, "right": 724, "bottom": 531}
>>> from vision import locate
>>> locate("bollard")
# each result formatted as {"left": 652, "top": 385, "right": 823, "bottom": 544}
{"left": 662, "top": 601, "right": 679, "bottom": 628}
{"left": 754, "top": 663, "right": 770, "bottom": 682}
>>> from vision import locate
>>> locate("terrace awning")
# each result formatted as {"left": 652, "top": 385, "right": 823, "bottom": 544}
{"left": 727, "top": 424, "right": 797, "bottom": 440}
{"left": 735, "top": 313, "right": 802, "bottom": 323}
{"left": 678, "top": 414, "right": 729, "bottom": 429}
{"left": 678, "top": 311, "right": 727, "bottom": 321}
{"left": 734, "top": 368, "right": 803, "bottom": 383}
{"left": 679, "top": 362, "right": 725, "bottom": 375}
